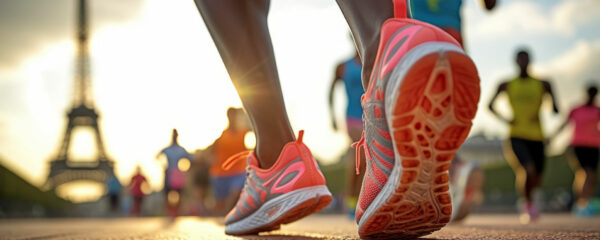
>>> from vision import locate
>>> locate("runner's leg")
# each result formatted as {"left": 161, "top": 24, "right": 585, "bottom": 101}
{"left": 194, "top": 0, "right": 293, "bottom": 168}
{"left": 574, "top": 147, "right": 599, "bottom": 205}
{"left": 335, "top": 0, "right": 394, "bottom": 87}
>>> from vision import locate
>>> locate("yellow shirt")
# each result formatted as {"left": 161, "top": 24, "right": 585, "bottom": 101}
{"left": 506, "top": 77, "right": 545, "bottom": 141}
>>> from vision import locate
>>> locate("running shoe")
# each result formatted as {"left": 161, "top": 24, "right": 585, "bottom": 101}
{"left": 221, "top": 130, "right": 332, "bottom": 235}
{"left": 353, "top": 0, "right": 480, "bottom": 238}
{"left": 449, "top": 159, "right": 484, "bottom": 222}
{"left": 520, "top": 201, "right": 540, "bottom": 223}
{"left": 573, "top": 203, "right": 599, "bottom": 218}
{"left": 589, "top": 198, "right": 600, "bottom": 212}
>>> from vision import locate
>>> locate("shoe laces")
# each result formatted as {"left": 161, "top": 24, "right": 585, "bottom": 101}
{"left": 351, "top": 131, "right": 366, "bottom": 175}
{"left": 222, "top": 150, "right": 253, "bottom": 171}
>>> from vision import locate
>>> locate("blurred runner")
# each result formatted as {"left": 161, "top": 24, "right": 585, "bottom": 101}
{"left": 551, "top": 84, "right": 600, "bottom": 217}
{"left": 190, "top": 148, "right": 211, "bottom": 216}
{"left": 488, "top": 49, "right": 560, "bottom": 222}
{"left": 328, "top": 50, "right": 365, "bottom": 218}
{"left": 129, "top": 166, "right": 148, "bottom": 217}
{"left": 194, "top": 0, "right": 482, "bottom": 237}
{"left": 156, "top": 129, "right": 192, "bottom": 217}
{"left": 410, "top": 0, "right": 496, "bottom": 48}
{"left": 208, "top": 108, "right": 250, "bottom": 216}
{"left": 409, "top": 0, "right": 496, "bottom": 222}
{"left": 106, "top": 172, "right": 122, "bottom": 214}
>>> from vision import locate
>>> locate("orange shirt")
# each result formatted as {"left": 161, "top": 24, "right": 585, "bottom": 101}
{"left": 210, "top": 129, "right": 248, "bottom": 176}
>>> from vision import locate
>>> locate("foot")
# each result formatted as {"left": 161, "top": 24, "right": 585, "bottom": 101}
{"left": 589, "top": 198, "right": 600, "bottom": 212}
{"left": 222, "top": 130, "right": 332, "bottom": 235}
{"left": 520, "top": 201, "right": 540, "bottom": 223}
{"left": 345, "top": 196, "right": 358, "bottom": 219}
{"left": 353, "top": 0, "right": 480, "bottom": 238}
{"left": 572, "top": 200, "right": 600, "bottom": 218}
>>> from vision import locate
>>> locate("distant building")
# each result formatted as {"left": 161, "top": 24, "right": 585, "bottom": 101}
{"left": 457, "top": 133, "right": 505, "bottom": 166}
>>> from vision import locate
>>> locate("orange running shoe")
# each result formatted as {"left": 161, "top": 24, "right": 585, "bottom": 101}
{"left": 222, "top": 130, "right": 332, "bottom": 235}
{"left": 353, "top": 0, "right": 480, "bottom": 238}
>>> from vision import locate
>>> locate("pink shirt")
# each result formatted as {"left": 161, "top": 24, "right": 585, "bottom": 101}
{"left": 569, "top": 105, "right": 600, "bottom": 147}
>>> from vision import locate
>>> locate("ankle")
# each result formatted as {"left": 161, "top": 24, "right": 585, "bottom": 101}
{"left": 255, "top": 138, "right": 293, "bottom": 169}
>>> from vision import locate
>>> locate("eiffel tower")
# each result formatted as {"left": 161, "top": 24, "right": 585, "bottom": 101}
{"left": 45, "top": 0, "right": 115, "bottom": 189}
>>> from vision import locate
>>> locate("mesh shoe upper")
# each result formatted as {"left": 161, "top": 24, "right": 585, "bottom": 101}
{"left": 224, "top": 131, "right": 327, "bottom": 224}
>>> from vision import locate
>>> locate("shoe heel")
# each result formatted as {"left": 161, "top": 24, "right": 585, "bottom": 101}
{"left": 359, "top": 43, "right": 479, "bottom": 239}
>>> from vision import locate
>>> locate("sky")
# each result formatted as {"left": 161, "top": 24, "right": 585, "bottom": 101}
{"left": 0, "top": 0, "right": 599, "bottom": 201}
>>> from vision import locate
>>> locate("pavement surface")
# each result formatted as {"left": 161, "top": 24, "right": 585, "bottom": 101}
{"left": 1, "top": 214, "right": 599, "bottom": 240}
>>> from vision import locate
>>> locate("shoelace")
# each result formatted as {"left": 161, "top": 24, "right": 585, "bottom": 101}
{"left": 222, "top": 150, "right": 252, "bottom": 171}
{"left": 351, "top": 132, "right": 366, "bottom": 175}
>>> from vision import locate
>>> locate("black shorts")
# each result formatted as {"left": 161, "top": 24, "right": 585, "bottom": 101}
{"left": 573, "top": 146, "right": 599, "bottom": 170}
{"left": 510, "top": 138, "right": 545, "bottom": 173}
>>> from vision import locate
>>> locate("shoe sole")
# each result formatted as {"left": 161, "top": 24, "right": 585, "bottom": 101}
{"left": 358, "top": 42, "right": 480, "bottom": 239}
{"left": 225, "top": 185, "right": 332, "bottom": 235}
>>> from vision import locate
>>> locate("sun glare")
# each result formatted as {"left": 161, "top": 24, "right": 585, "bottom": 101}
{"left": 55, "top": 181, "right": 104, "bottom": 203}
{"left": 1, "top": 0, "right": 353, "bottom": 193}
{"left": 141, "top": 182, "right": 152, "bottom": 195}
{"left": 244, "top": 131, "right": 256, "bottom": 149}
{"left": 178, "top": 159, "right": 191, "bottom": 172}
{"left": 168, "top": 190, "right": 180, "bottom": 206}
{"left": 68, "top": 127, "right": 99, "bottom": 162}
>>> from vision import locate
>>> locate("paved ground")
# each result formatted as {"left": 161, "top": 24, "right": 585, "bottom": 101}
{"left": 1, "top": 214, "right": 599, "bottom": 240}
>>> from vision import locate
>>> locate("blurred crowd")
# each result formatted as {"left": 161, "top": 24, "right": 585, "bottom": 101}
{"left": 103, "top": 107, "right": 251, "bottom": 218}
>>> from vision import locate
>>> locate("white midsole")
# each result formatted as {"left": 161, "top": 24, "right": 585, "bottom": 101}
{"left": 359, "top": 42, "right": 464, "bottom": 228}
{"left": 225, "top": 185, "right": 331, "bottom": 234}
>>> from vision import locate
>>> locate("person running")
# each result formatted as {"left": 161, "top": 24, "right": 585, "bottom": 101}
{"left": 409, "top": 0, "right": 496, "bottom": 222}
{"left": 156, "top": 129, "right": 191, "bottom": 217}
{"left": 105, "top": 172, "right": 122, "bottom": 214}
{"left": 328, "top": 50, "right": 365, "bottom": 218}
{"left": 410, "top": 0, "right": 496, "bottom": 48}
{"left": 194, "top": 0, "right": 480, "bottom": 238}
{"left": 190, "top": 148, "right": 211, "bottom": 216}
{"left": 550, "top": 84, "right": 600, "bottom": 217}
{"left": 488, "top": 49, "right": 560, "bottom": 222}
{"left": 129, "top": 166, "right": 148, "bottom": 217}
{"left": 207, "top": 108, "right": 250, "bottom": 216}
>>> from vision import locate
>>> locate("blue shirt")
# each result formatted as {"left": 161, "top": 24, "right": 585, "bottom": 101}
{"left": 161, "top": 143, "right": 190, "bottom": 170}
{"left": 342, "top": 58, "right": 364, "bottom": 119}
{"left": 106, "top": 174, "right": 122, "bottom": 194}
{"left": 411, "top": 0, "right": 462, "bottom": 32}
